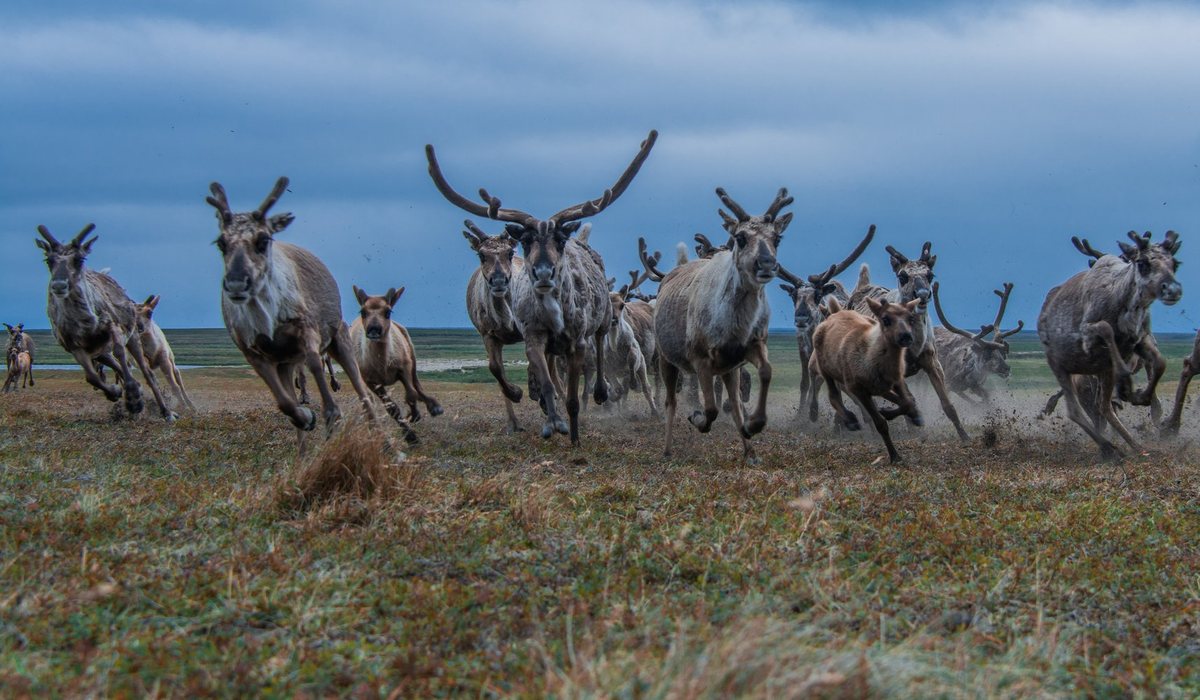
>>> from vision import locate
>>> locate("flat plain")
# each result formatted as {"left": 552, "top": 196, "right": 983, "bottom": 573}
{"left": 2, "top": 329, "right": 1200, "bottom": 697}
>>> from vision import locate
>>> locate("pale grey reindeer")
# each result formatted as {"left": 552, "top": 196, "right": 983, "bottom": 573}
{"left": 4, "top": 323, "right": 35, "bottom": 387}
{"left": 426, "top": 130, "right": 658, "bottom": 444}
{"left": 931, "top": 281, "right": 1023, "bottom": 404}
{"left": 689, "top": 235, "right": 753, "bottom": 411}
{"left": 35, "top": 224, "right": 176, "bottom": 420}
{"left": 776, "top": 224, "right": 876, "bottom": 421}
{"left": 640, "top": 187, "right": 792, "bottom": 461}
{"left": 848, "top": 241, "right": 969, "bottom": 441}
{"left": 349, "top": 285, "right": 442, "bottom": 441}
{"left": 605, "top": 268, "right": 658, "bottom": 416}
{"left": 1039, "top": 230, "right": 1181, "bottom": 459}
{"left": 207, "top": 177, "right": 379, "bottom": 455}
{"left": 133, "top": 295, "right": 198, "bottom": 411}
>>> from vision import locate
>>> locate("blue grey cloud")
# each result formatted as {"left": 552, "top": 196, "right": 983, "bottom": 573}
{"left": 3, "top": 0, "right": 1199, "bottom": 333}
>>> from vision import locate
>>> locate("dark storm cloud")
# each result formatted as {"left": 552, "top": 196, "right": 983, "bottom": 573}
{"left": 3, "top": 0, "right": 1199, "bottom": 332}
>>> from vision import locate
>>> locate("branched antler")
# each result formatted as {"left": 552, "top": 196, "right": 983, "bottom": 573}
{"left": 715, "top": 188, "right": 750, "bottom": 223}
{"left": 639, "top": 237, "right": 667, "bottom": 282}
{"left": 254, "top": 177, "right": 289, "bottom": 221}
{"left": 206, "top": 183, "right": 234, "bottom": 224}
{"left": 550, "top": 130, "right": 658, "bottom": 224}
{"left": 932, "top": 282, "right": 1003, "bottom": 348}
{"left": 991, "top": 283, "right": 1025, "bottom": 340}
{"left": 809, "top": 224, "right": 876, "bottom": 288}
{"left": 425, "top": 145, "right": 538, "bottom": 227}
{"left": 763, "top": 188, "right": 793, "bottom": 222}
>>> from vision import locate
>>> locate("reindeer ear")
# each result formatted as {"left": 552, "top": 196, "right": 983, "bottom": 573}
{"left": 353, "top": 285, "right": 369, "bottom": 307}
{"left": 779, "top": 283, "right": 796, "bottom": 297}
{"left": 35, "top": 239, "right": 51, "bottom": 253}
{"left": 269, "top": 213, "right": 295, "bottom": 234}
{"left": 773, "top": 212, "right": 793, "bottom": 236}
{"left": 866, "top": 296, "right": 884, "bottom": 317}
{"left": 906, "top": 299, "right": 922, "bottom": 312}
{"left": 926, "top": 255, "right": 936, "bottom": 271}
{"left": 389, "top": 287, "right": 405, "bottom": 307}
{"left": 142, "top": 295, "right": 156, "bottom": 307}
{"left": 80, "top": 236, "right": 98, "bottom": 254}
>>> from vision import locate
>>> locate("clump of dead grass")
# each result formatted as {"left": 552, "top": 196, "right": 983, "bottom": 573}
{"left": 276, "top": 419, "right": 406, "bottom": 519}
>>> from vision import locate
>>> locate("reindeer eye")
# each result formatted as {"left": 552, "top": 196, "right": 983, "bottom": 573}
{"left": 383, "top": 309, "right": 391, "bottom": 319}
{"left": 215, "top": 238, "right": 227, "bottom": 253}
{"left": 735, "top": 233, "right": 747, "bottom": 248}
{"left": 898, "top": 273, "right": 909, "bottom": 285}
{"left": 255, "top": 235, "right": 271, "bottom": 254}
{"left": 360, "top": 309, "right": 367, "bottom": 319}
{"left": 882, "top": 317, "right": 892, "bottom": 327}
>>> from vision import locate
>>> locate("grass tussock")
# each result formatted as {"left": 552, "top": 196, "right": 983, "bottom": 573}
{"left": 276, "top": 419, "right": 406, "bottom": 518}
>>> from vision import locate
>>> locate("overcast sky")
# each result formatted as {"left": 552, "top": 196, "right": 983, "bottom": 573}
{"left": 3, "top": 0, "right": 1198, "bottom": 333}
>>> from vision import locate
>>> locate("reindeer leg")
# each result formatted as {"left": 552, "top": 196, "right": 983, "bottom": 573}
{"left": 916, "top": 348, "right": 968, "bottom": 441}
{"left": 743, "top": 340, "right": 772, "bottom": 436}
{"left": 243, "top": 355, "right": 318, "bottom": 447}
{"left": 809, "top": 372, "right": 824, "bottom": 423}
{"left": 1129, "top": 335, "right": 1165, "bottom": 423}
{"left": 303, "top": 342, "right": 342, "bottom": 437}
{"left": 372, "top": 384, "right": 418, "bottom": 444}
{"left": 1098, "top": 371, "right": 1142, "bottom": 453}
{"left": 823, "top": 376, "right": 860, "bottom": 431}
{"left": 409, "top": 365, "right": 443, "bottom": 418}
{"left": 593, "top": 328, "right": 609, "bottom": 407}
{"left": 324, "top": 355, "right": 340, "bottom": 392}
{"left": 526, "top": 337, "right": 567, "bottom": 439}
{"left": 325, "top": 322, "right": 381, "bottom": 426}
{"left": 566, "top": 345, "right": 587, "bottom": 446}
{"left": 126, "top": 333, "right": 175, "bottom": 421}
{"left": 798, "top": 349, "right": 812, "bottom": 420}
{"left": 633, "top": 348, "right": 658, "bottom": 419}
{"left": 1053, "top": 368, "right": 1122, "bottom": 460}
{"left": 687, "top": 364, "right": 720, "bottom": 433}
{"left": 1163, "top": 357, "right": 1199, "bottom": 435}
{"left": 295, "top": 368, "right": 311, "bottom": 405}
{"left": 169, "top": 362, "right": 197, "bottom": 411}
{"left": 661, "top": 358, "right": 680, "bottom": 457}
{"left": 106, "top": 332, "right": 147, "bottom": 416}
{"left": 73, "top": 350, "right": 122, "bottom": 401}
{"left": 721, "top": 369, "right": 756, "bottom": 462}
{"left": 855, "top": 390, "right": 903, "bottom": 463}
{"left": 1084, "top": 321, "right": 1134, "bottom": 401}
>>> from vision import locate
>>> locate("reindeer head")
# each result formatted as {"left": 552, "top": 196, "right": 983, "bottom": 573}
{"left": 134, "top": 295, "right": 161, "bottom": 335}
{"left": 35, "top": 224, "right": 98, "bottom": 300}
{"left": 779, "top": 224, "right": 875, "bottom": 334}
{"left": 1118, "top": 230, "right": 1182, "bottom": 305}
{"left": 353, "top": 286, "right": 404, "bottom": 342}
{"left": 426, "top": 131, "right": 657, "bottom": 298}
{"left": 462, "top": 220, "right": 519, "bottom": 298}
{"left": 714, "top": 187, "right": 792, "bottom": 287}
{"left": 885, "top": 242, "right": 936, "bottom": 312}
{"left": 4, "top": 323, "right": 25, "bottom": 348}
{"left": 867, "top": 297, "right": 922, "bottom": 349}
{"left": 932, "top": 281, "right": 1022, "bottom": 380}
{"left": 206, "top": 177, "right": 295, "bottom": 305}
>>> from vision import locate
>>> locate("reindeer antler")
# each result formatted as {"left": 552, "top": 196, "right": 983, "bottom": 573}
{"left": 808, "top": 224, "right": 876, "bottom": 288}
{"left": 462, "top": 219, "right": 490, "bottom": 244}
{"left": 36, "top": 225, "right": 61, "bottom": 247}
{"left": 990, "top": 282, "right": 1025, "bottom": 341}
{"left": 425, "top": 145, "right": 539, "bottom": 227}
{"left": 205, "top": 183, "right": 234, "bottom": 224}
{"left": 715, "top": 188, "right": 750, "bottom": 223}
{"left": 1070, "top": 236, "right": 1107, "bottom": 267}
{"left": 919, "top": 241, "right": 933, "bottom": 263}
{"left": 763, "top": 188, "right": 793, "bottom": 222}
{"left": 639, "top": 237, "right": 667, "bottom": 282}
{"left": 694, "top": 233, "right": 724, "bottom": 259}
{"left": 550, "top": 130, "right": 658, "bottom": 225}
{"left": 884, "top": 245, "right": 909, "bottom": 264}
{"left": 626, "top": 268, "right": 652, "bottom": 297}
{"left": 932, "top": 282, "right": 1004, "bottom": 348}
{"left": 1162, "top": 230, "right": 1182, "bottom": 255}
{"left": 68, "top": 223, "right": 97, "bottom": 247}
{"left": 254, "top": 177, "right": 289, "bottom": 221}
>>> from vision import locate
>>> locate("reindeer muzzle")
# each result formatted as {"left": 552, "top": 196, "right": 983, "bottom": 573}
{"left": 365, "top": 325, "right": 385, "bottom": 341}
{"left": 532, "top": 266, "right": 555, "bottom": 292}
{"left": 223, "top": 276, "right": 252, "bottom": 303}
{"left": 49, "top": 280, "right": 69, "bottom": 298}
{"left": 1161, "top": 281, "right": 1182, "bottom": 305}
{"left": 488, "top": 276, "right": 510, "bottom": 298}
{"left": 897, "top": 332, "right": 914, "bottom": 348}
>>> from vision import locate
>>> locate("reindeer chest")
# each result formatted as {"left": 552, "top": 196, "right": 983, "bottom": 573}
{"left": 239, "top": 320, "right": 308, "bottom": 362}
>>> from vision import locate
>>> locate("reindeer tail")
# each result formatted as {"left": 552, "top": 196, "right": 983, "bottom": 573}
{"left": 675, "top": 242, "right": 689, "bottom": 267}
{"left": 853, "top": 263, "right": 872, "bottom": 294}
{"left": 578, "top": 223, "right": 593, "bottom": 245}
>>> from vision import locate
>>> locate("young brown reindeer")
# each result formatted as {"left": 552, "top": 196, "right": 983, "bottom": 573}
{"left": 1039, "top": 230, "right": 1182, "bottom": 459}
{"left": 207, "top": 177, "right": 379, "bottom": 455}
{"left": 426, "top": 130, "right": 657, "bottom": 444}
{"left": 776, "top": 224, "right": 876, "bottom": 421}
{"left": 640, "top": 187, "right": 792, "bottom": 461}
{"left": 4, "top": 324, "right": 35, "bottom": 387}
{"left": 3, "top": 349, "right": 32, "bottom": 392}
{"left": 848, "top": 241, "right": 969, "bottom": 441}
{"left": 133, "top": 295, "right": 197, "bottom": 411}
{"left": 811, "top": 297, "right": 924, "bottom": 463}
{"left": 931, "top": 281, "right": 1023, "bottom": 404}
{"left": 35, "top": 224, "right": 176, "bottom": 420}
{"left": 350, "top": 285, "right": 442, "bottom": 438}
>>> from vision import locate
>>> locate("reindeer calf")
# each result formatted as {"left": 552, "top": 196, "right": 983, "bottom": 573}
{"left": 349, "top": 285, "right": 442, "bottom": 441}
{"left": 4, "top": 324, "right": 35, "bottom": 387}
{"left": 3, "top": 350, "right": 31, "bottom": 392}
{"left": 133, "top": 296, "right": 197, "bottom": 411}
{"left": 811, "top": 297, "right": 924, "bottom": 463}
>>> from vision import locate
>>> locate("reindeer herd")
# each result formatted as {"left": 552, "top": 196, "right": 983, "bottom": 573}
{"left": 5, "top": 129, "right": 1195, "bottom": 464}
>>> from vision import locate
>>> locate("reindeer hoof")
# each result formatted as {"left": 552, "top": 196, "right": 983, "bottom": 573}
{"left": 504, "top": 385, "right": 523, "bottom": 403}
{"left": 403, "top": 428, "right": 420, "bottom": 445}
{"left": 745, "top": 416, "right": 767, "bottom": 436}
{"left": 297, "top": 407, "right": 318, "bottom": 431}
{"left": 163, "top": 410, "right": 178, "bottom": 423}
{"left": 911, "top": 413, "right": 924, "bottom": 427}
{"left": 507, "top": 424, "right": 525, "bottom": 434}
{"left": 1099, "top": 443, "right": 1124, "bottom": 462}
{"left": 330, "top": 378, "right": 341, "bottom": 392}
{"left": 689, "top": 411, "right": 712, "bottom": 433}
{"left": 541, "top": 422, "right": 555, "bottom": 439}
{"left": 890, "top": 454, "right": 905, "bottom": 464}
{"left": 428, "top": 404, "right": 444, "bottom": 417}
{"left": 409, "top": 410, "right": 422, "bottom": 424}
{"left": 555, "top": 419, "right": 569, "bottom": 435}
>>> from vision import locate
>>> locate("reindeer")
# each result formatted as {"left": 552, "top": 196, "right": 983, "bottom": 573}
{"left": 812, "top": 296, "right": 925, "bottom": 463}
{"left": 426, "top": 131, "right": 657, "bottom": 444}
{"left": 133, "top": 295, "right": 198, "bottom": 411}
{"left": 605, "top": 269, "right": 658, "bottom": 416}
{"left": 350, "top": 285, "right": 442, "bottom": 439}
{"left": 206, "top": 177, "right": 379, "bottom": 454}
{"left": 776, "top": 224, "right": 876, "bottom": 421}
{"left": 1164, "top": 329, "right": 1200, "bottom": 434}
{"left": 848, "top": 241, "right": 969, "bottom": 441}
{"left": 640, "top": 187, "right": 792, "bottom": 460}
{"left": 4, "top": 324, "right": 35, "bottom": 387}
{"left": 930, "top": 281, "right": 1023, "bottom": 404}
{"left": 685, "top": 235, "right": 752, "bottom": 411}
{"left": 35, "top": 224, "right": 176, "bottom": 420}
{"left": 1038, "top": 230, "right": 1181, "bottom": 459}
{"left": 3, "top": 349, "right": 31, "bottom": 392}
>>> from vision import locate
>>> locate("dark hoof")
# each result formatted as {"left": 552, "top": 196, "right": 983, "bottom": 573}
{"left": 410, "top": 410, "right": 422, "bottom": 424}
{"left": 428, "top": 404, "right": 444, "bottom": 417}
{"left": 541, "top": 422, "right": 555, "bottom": 439}
{"left": 739, "top": 425, "right": 752, "bottom": 440}
{"left": 298, "top": 395, "right": 310, "bottom": 405}
{"left": 593, "top": 385, "right": 608, "bottom": 405}
{"left": 1099, "top": 443, "right": 1124, "bottom": 462}
{"left": 1161, "top": 421, "right": 1180, "bottom": 436}
{"left": 403, "top": 429, "right": 420, "bottom": 445}
{"left": 507, "top": 424, "right": 525, "bottom": 434}
{"left": 890, "top": 454, "right": 905, "bottom": 464}
{"left": 554, "top": 419, "right": 569, "bottom": 435}
{"left": 745, "top": 416, "right": 767, "bottom": 436}
{"left": 298, "top": 407, "right": 318, "bottom": 431}
{"left": 689, "top": 411, "right": 712, "bottom": 433}
{"left": 126, "top": 395, "right": 145, "bottom": 414}
{"left": 163, "top": 410, "right": 178, "bottom": 423}
{"left": 911, "top": 413, "right": 924, "bottom": 427}
{"left": 330, "top": 379, "right": 341, "bottom": 392}
{"left": 845, "top": 421, "right": 862, "bottom": 432}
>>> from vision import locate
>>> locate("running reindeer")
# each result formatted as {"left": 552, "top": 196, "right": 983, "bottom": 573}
{"left": 640, "top": 187, "right": 791, "bottom": 460}
{"left": 776, "top": 224, "right": 876, "bottom": 421}
{"left": 930, "top": 281, "right": 1023, "bottom": 404}
{"left": 605, "top": 268, "right": 658, "bottom": 415}
{"left": 848, "top": 241, "right": 970, "bottom": 441}
{"left": 1164, "top": 329, "right": 1200, "bottom": 435}
{"left": 133, "top": 295, "right": 198, "bottom": 411}
{"left": 35, "top": 224, "right": 176, "bottom": 420}
{"left": 350, "top": 284, "right": 442, "bottom": 440}
{"left": 426, "top": 130, "right": 658, "bottom": 444}
{"left": 206, "top": 177, "right": 379, "bottom": 455}
{"left": 1038, "top": 230, "right": 1181, "bottom": 459}
{"left": 4, "top": 324, "right": 35, "bottom": 388}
